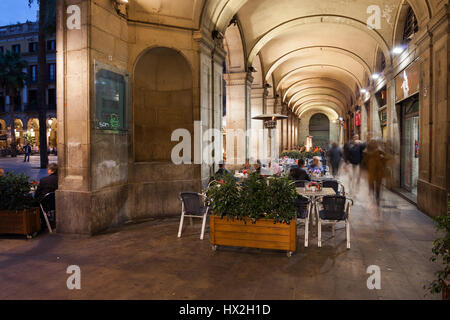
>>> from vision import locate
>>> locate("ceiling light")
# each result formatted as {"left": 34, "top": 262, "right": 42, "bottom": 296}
{"left": 393, "top": 46, "right": 405, "bottom": 55}
{"left": 371, "top": 73, "right": 380, "bottom": 80}
{"left": 360, "top": 88, "right": 367, "bottom": 94}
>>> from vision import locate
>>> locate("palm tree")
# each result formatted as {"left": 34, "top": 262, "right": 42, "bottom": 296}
{"left": 29, "top": 0, "right": 56, "bottom": 168}
{"left": 0, "top": 52, "right": 28, "bottom": 157}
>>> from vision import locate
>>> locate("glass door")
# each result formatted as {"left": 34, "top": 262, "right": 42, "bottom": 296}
{"left": 401, "top": 100, "right": 419, "bottom": 195}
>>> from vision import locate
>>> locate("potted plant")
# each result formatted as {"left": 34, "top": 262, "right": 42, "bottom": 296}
{"left": 0, "top": 172, "right": 40, "bottom": 238}
{"left": 206, "top": 173, "right": 298, "bottom": 256}
{"left": 424, "top": 213, "right": 449, "bottom": 299}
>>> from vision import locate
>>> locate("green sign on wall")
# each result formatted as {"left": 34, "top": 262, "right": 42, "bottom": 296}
{"left": 95, "top": 68, "right": 127, "bottom": 132}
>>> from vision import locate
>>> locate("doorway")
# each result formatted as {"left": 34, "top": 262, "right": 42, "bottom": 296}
{"left": 401, "top": 98, "right": 419, "bottom": 196}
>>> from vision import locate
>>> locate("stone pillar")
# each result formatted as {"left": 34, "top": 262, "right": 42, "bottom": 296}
{"left": 56, "top": 0, "right": 130, "bottom": 234}
{"left": 250, "top": 87, "right": 264, "bottom": 161}
{"left": 416, "top": 9, "right": 449, "bottom": 217}
{"left": 224, "top": 71, "right": 253, "bottom": 168}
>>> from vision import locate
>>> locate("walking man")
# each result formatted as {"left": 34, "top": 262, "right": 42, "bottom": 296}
{"left": 327, "top": 142, "right": 342, "bottom": 177}
{"left": 347, "top": 135, "right": 366, "bottom": 194}
{"left": 23, "top": 143, "right": 31, "bottom": 162}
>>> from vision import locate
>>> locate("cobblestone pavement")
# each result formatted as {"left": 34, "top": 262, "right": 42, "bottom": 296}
{"left": 0, "top": 155, "right": 57, "bottom": 181}
{"left": 0, "top": 169, "right": 442, "bottom": 300}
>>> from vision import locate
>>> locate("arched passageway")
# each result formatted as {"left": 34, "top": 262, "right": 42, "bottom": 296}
{"left": 55, "top": 0, "right": 449, "bottom": 234}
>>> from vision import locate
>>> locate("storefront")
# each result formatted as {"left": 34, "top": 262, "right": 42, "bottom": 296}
{"left": 395, "top": 61, "right": 420, "bottom": 196}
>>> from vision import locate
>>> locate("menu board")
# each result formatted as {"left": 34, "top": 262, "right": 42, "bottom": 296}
{"left": 95, "top": 68, "right": 127, "bottom": 132}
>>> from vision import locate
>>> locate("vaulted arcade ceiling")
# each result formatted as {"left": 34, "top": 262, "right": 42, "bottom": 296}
{"left": 127, "top": 0, "right": 439, "bottom": 117}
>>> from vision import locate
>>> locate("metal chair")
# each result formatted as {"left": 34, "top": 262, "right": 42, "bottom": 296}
{"left": 178, "top": 192, "right": 209, "bottom": 240}
{"left": 315, "top": 195, "right": 353, "bottom": 249}
{"left": 39, "top": 192, "right": 56, "bottom": 233}
{"left": 295, "top": 195, "right": 311, "bottom": 247}
{"left": 321, "top": 180, "right": 346, "bottom": 196}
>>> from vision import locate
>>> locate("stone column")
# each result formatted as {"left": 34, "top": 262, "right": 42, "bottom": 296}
{"left": 416, "top": 9, "right": 449, "bottom": 217}
{"left": 56, "top": 0, "right": 130, "bottom": 234}
{"left": 250, "top": 87, "right": 264, "bottom": 161}
{"left": 224, "top": 71, "right": 253, "bottom": 168}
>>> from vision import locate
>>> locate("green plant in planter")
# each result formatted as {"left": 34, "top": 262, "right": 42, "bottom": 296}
{"left": 424, "top": 212, "right": 449, "bottom": 296}
{"left": 205, "top": 173, "right": 241, "bottom": 219}
{"left": 266, "top": 176, "right": 297, "bottom": 224}
{"left": 240, "top": 172, "right": 269, "bottom": 221}
{"left": 0, "top": 172, "right": 37, "bottom": 211}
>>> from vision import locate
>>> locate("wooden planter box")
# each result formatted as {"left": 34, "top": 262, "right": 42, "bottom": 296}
{"left": 443, "top": 280, "right": 450, "bottom": 300}
{"left": 0, "top": 208, "right": 41, "bottom": 238}
{"left": 210, "top": 215, "right": 296, "bottom": 256}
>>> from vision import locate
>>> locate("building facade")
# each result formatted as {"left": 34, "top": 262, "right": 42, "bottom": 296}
{"left": 56, "top": 0, "right": 449, "bottom": 235}
{"left": 0, "top": 21, "right": 57, "bottom": 151}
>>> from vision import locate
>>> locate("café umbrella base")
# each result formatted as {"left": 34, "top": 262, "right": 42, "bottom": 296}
{"left": 0, "top": 208, "right": 41, "bottom": 239}
{"left": 209, "top": 215, "right": 297, "bottom": 257}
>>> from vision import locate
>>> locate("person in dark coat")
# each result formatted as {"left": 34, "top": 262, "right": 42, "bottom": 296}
{"left": 34, "top": 163, "right": 58, "bottom": 202}
{"left": 23, "top": 143, "right": 31, "bottom": 162}
{"left": 327, "top": 142, "right": 343, "bottom": 177}
{"left": 290, "top": 159, "right": 311, "bottom": 181}
{"left": 347, "top": 135, "right": 366, "bottom": 194}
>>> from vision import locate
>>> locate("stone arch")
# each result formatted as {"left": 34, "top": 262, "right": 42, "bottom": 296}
{"left": 133, "top": 47, "right": 193, "bottom": 162}
{"left": 392, "top": 0, "right": 428, "bottom": 47}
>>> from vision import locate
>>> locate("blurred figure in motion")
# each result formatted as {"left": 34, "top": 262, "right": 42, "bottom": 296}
{"left": 327, "top": 142, "right": 342, "bottom": 177}
{"left": 346, "top": 135, "right": 366, "bottom": 194}
{"left": 363, "top": 140, "right": 387, "bottom": 206}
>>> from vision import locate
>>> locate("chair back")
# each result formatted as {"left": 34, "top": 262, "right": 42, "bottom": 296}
{"left": 293, "top": 180, "right": 309, "bottom": 187}
{"left": 40, "top": 192, "right": 56, "bottom": 213}
{"left": 180, "top": 192, "right": 202, "bottom": 215}
{"left": 321, "top": 195, "right": 347, "bottom": 220}
{"left": 322, "top": 180, "right": 339, "bottom": 194}
{"left": 295, "top": 195, "right": 310, "bottom": 219}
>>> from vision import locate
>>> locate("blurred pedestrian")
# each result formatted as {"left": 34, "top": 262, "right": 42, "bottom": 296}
{"left": 327, "top": 142, "right": 342, "bottom": 176}
{"left": 347, "top": 135, "right": 366, "bottom": 194}
{"left": 363, "top": 140, "right": 386, "bottom": 205}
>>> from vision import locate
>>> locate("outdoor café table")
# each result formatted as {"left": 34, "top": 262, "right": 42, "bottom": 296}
{"left": 296, "top": 187, "right": 337, "bottom": 226}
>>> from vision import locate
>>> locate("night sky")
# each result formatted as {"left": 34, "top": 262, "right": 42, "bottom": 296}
{"left": 0, "top": 0, "right": 39, "bottom": 26}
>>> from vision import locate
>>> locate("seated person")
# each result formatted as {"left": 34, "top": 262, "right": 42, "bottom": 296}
{"left": 290, "top": 159, "right": 311, "bottom": 181}
{"left": 308, "top": 156, "right": 325, "bottom": 175}
{"left": 214, "top": 163, "right": 230, "bottom": 180}
{"left": 240, "top": 159, "right": 254, "bottom": 173}
{"left": 253, "top": 160, "right": 262, "bottom": 174}
{"left": 34, "top": 163, "right": 58, "bottom": 229}
{"left": 34, "top": 163, "right": 59, "bottom": 202}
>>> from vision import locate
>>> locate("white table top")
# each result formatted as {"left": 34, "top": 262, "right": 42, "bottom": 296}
{"left": 296, "top": 187, "right": 336, "bottom": 197}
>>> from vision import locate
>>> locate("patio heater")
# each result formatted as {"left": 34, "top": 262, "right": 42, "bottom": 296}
{"left": 252, "top": 113, "right": 288, "bottom": 163}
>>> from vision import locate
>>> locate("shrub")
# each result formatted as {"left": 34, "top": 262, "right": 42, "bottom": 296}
{"left": 0, "top": 172, "right": 37, "bottom": 211}
{"left": 205, "top": 174, "right": 297, "bottom": 224}
{"left": 425, "top": 213, "right": 449, "bottom": 296}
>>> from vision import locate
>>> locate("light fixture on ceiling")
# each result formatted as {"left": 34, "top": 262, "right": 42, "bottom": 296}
{"left": 371, "top": 73, "right": 380, "bottom": 80}
{"left": 114, "top": 0, "right": 129, "bottom": 4}
{"left": 393, "top": 46, "right": 405, "bottom": 55}
{"left": 360, "top": 88, "right": 367, "bottom": 94}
